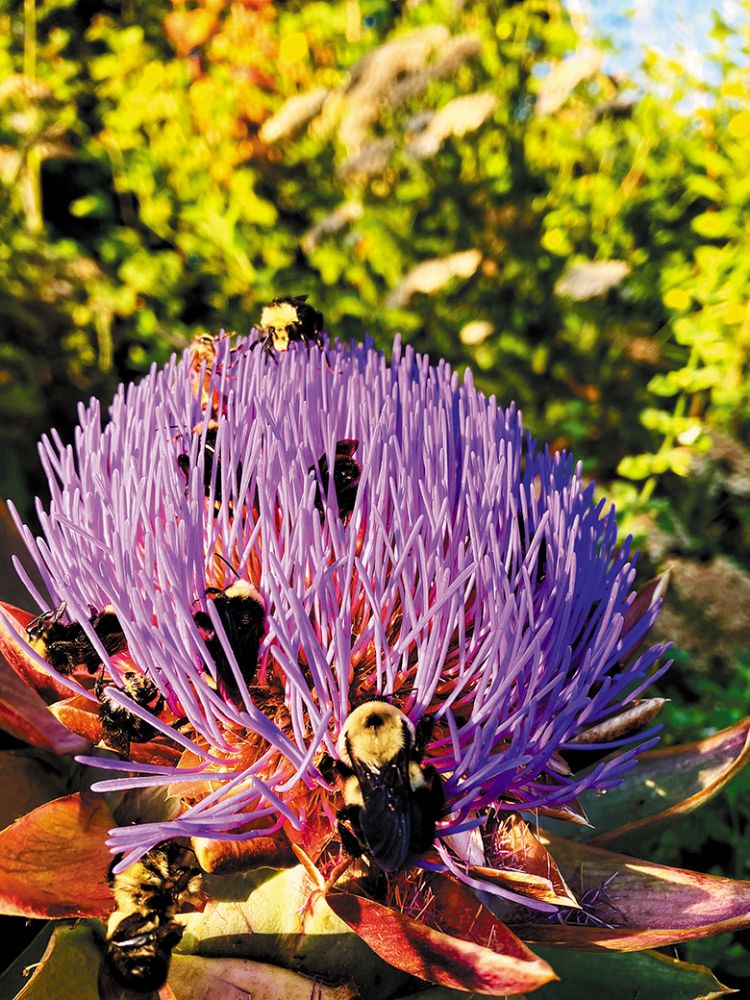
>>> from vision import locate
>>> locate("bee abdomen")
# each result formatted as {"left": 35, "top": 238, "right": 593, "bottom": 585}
{"left": 101, "top": 912, "right": 183, "bottom": 993}
{"left": 358, "top": 788, "right": 412, "bottom": 873}
{"left": 311, "top": 439, "right": 361, "bottom": 522}
{"left": 196, "top": 583, "right": 266, "bottom": 701}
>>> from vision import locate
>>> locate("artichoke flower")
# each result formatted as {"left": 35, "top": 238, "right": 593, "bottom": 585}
{"left": 0, "top": 328, "right": 749, "bottom": 999}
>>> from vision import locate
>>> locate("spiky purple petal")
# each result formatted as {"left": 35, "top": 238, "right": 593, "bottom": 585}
{"left": 12, "top": 334, "right": 668, "bottom": 876}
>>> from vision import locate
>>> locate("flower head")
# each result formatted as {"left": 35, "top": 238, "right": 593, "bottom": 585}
{"left": 7, "top": 332, "right": 669, "bottom": 900}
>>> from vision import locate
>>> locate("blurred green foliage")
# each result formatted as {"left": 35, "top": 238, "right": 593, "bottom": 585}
{"left": 3, "top": 0, "right": 750, "bottom": 986}
{"left": 2, "top": 0, "right": 749, "bottom": 513}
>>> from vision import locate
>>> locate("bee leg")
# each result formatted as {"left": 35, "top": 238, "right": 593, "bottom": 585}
{"left": 262, "top": 341, "right": 280, "bottom": 365}
{"left": 46, "top": 640, "right": 85, "bottom": 675}
{"left": 363, "top": 864, "right": 387, "bottom": 899}
{"left": 412, "top": 716, "right": 435, "bottom": 763}
{"left": 318, "top": 754, "right": 336, "bottom": 782}
{"left": 27, "top": 601, "right": 66, "bottom": 635}
{"left": 103, "top": 723, "right": 131, "bottom": 758}
{"left": 94, "top": 664, "right": 108, "bottom": 700}
{"left": 318, "top": 754, "right": 352, "bottom": 782}
{"left": 422, "top": 764, "right": 446, "bottom": 818}
{"left": 103, "top": 706, "right": 133, "bottom": 757}
{"left": 409, "top": 765, "right": 446, "bottom": 855}
{"left": 337, "top": 821, "right": 364, "bottom": 860}
{"left": 49, "top": 601, "right": 67, "bottom": 627}
{"left": 336, "top": 805, "right": 365, "bottom": 860}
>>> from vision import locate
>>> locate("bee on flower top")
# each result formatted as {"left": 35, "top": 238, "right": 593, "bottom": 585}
{"left": 254, "top": 295, "right": 325, "bottom": 358}
{"left": 322, "top": 701, "right": 446, "bottom": 873}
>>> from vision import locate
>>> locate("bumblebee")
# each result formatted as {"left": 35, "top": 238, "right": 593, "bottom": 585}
{"left": 26, "top": 602, "right": 127, "bottom": 675}
{"left": 177, "top": 421, "right": 243, "bottom": 515}
{"left": 99, "top": 841, "right": 202, "bottom": 999}
{"left": 310, "top": 439, "right": 361, "bottom": 523}
{"left": 100, "top": 913, "right": 183, "bottom": 998}
{"left": 193, "top": 580, "right": 266, "bottom": 704}
{"left": 254, "top": 295, "right": 324, "bottom": 358}
{"left": 321, "top": 701, "right": 445, "bottom": 873}
{"left": 177, "top": 421, "right": 220, "bottom": 500}
{"left": 96, "top": 669, "right": 164, "bottom": 757}
{"left": 109, "top": 841, "right": 203, "bottom": 919}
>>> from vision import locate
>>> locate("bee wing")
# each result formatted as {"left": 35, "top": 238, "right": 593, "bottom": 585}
{"left": 335, "top": 439, "right": 359, "bottom": 458}
{"left": 352, "top": 756, "right": 412, "bottom": 872}
{"left": 101, "top": 914, "right": 183, "bottom": 999}
{"left": 209, "top": 595, "right": 265, "bottom": 701}
{"left": 220, "top": 598, "right": 264, "bottom": 663}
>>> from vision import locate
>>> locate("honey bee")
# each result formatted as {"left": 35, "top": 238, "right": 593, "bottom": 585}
{"left": 177, "top": 421, "right": 220, "bottom": 501}
{"left": 187, "top": 332, "right": 218, "bottom": 374}
{"left": 186, "top": 332, "right": 226, "bottom": 416}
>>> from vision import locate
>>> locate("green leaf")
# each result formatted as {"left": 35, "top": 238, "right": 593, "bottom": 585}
{"left": 530, "top": 948, "right": 735, "bottom": 1000}
{"left": 685, "top": 175, "right": 724, "bottom": 202}
{"left": 616, "top": 453, "right": 657, "bottom": 481}
{"left": 0, "top": 923, "right": 54, "bottom": 1000}
{"left": 68, "top": 194, "right": 108, "bottom": 219}
{"left": 392, "top": 987, "right": 528, "bottom": 1000}
{"left": 691, "top": 211, "right": 735, "bottom": 239}
{"left": 410, "top": 951, "right": 735, "bottom": 999}
{"left": 11, "top": 923, "right": 101, "bottom": 1000}
{"left": 169, "top": 953, "right": 358, "bottom": 1000}
{"left": 180, "top": 865, "right": 413, "bottom": 1000}
{"left": 651, "top": 367, "right": 722, "bottom": 394}
{"left": 543, "top": 716, "right": 750, "bottom": 847}
{"left": 519, "top": 834, "right": 750, "bottom": 951}
{"left": 392, "top": 950, "right": 733, "bottom": 999}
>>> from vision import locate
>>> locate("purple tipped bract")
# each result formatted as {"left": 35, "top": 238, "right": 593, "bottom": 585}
{"left": 10, "top": 332, "right": 669, "bottom": 891}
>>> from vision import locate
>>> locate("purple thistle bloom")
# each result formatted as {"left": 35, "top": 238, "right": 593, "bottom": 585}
{"left": 8, "top": 333, "right": 669, "bottom": 894}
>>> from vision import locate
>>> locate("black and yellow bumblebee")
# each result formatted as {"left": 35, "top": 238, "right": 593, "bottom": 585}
{"left": 176, "top": 420, "right": 244, "bottom": 516}
{"left": 26, "top": 602, "right": 127, "bottom": 675}
{"left": 253, "top": 295, "right": 325, "bottom": 358}
{"left": 99, "top": 841, "right": 203, "bottom": 999}
{"left": 192, "top": 580, "right": 266, "bottom": 704}
{"left": 310, "top": 439, "right": 361, "bottom": 523}
{"left": 177, "top": 421, "right": 220, "bottom": 501}
{"left": 95, "top": 669, "right": 164, "bottom": 758}
{"left": 321, "top": 701, "right": 445, "bottom": 873}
